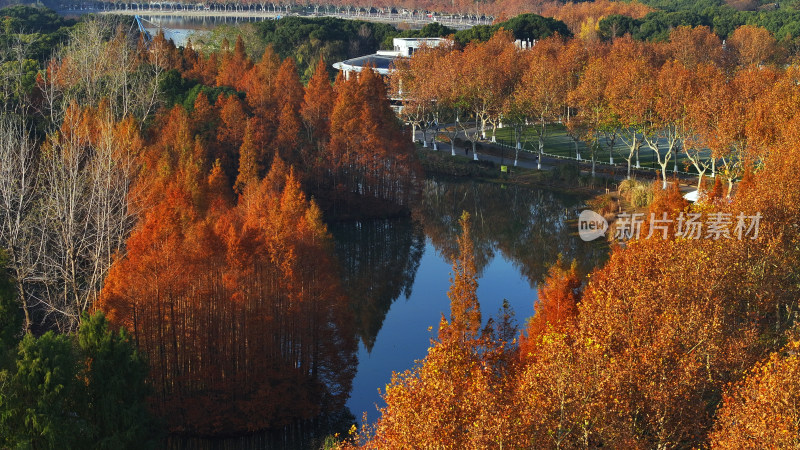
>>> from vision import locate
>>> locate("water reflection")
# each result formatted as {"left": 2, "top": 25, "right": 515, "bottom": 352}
{"left": 417, "top": 177, "right": 607, "bottom": 284}
{"left": 138, "top": 15, "right": 272, "bottom": 46}
{"left": 165, "top": 409, "right": 353, "bottom": 450}
{"left": 330, "top": 219, "right": 425, "bottom": 352}
{"left": 340, "top": 178, "right": 608, "bottom": 424}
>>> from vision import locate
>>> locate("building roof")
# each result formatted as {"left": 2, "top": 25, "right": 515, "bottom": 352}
{"left": 332, "top": 54, "right": 396, "bottom": 75}
{"left": 394, "top": 37, "right": 445, "bottom": 43}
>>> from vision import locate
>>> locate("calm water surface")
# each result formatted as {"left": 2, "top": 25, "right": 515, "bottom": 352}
{"left": 331, "top": 177, "right": 607, "bottom": 426}
{"left": 137, "top": 15, "right": 271, "bottom": 46}
{"left": 344, "top": 238, "right": 538, "bottom": 424}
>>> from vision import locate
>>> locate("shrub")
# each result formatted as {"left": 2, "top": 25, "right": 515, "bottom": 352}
{"left": 562, "top": 163, "right": 581, "bottom": 182}
{"left": 470, "top": 159, "right": 495, "bottom": 169}
{"left": 577, "top": 174, "right": 597, "bottom": 188}
{"left": 587, "top": 193, "right": 617, "bottom": 216}
{"left": 630, "top": 183, "right": 654, "bottom": 207}
{"left": 551, "top": 162, "right": 580, "bottom": 183}
{"left": 618, "top": 178, "right": 654, "bottom": 207}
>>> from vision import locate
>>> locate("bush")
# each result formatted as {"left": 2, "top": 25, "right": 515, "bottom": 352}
{"left": 618, "top": 178, "right": 655, "bottom": 207}
{"left": 577, "top": 174, "right": 596, "bottom": 188}
{"left": 551, "top": 162, "right": 580, "bottom": 183}
{"left": 561, "top": 163, "right": 581, "bottom": 182}
{"left": 470, "top": 159, "right": 495, "bottom": 169}
{"left": 587, "top": 193, "right": 618, "bottom": 216}
{"left": 617, "top": 178, "right": 638, "bottom": 198}
{"left": 631, "top": 183, "right": 654, "bottom": 207}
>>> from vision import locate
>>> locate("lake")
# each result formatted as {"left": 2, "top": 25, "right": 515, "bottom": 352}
{"left": 331, "top": 177, "right": 607, "bottom": 427}
{"left": 135, "top": 15, "right": 273, "bottom": 47}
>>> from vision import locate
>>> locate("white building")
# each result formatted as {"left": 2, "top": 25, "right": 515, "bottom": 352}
{"left": 332, "top": 37, "right": 446, "bottom": 80}
{"left": 392, "top": 37, "right": 446, "bottom": 57}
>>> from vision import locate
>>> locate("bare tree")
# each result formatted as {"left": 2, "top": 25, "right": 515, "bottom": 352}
{"left": 37, "top": 109, "right": 139, "bottom": 332}
{"left": 5, "top": 18, "right": 154, "bottom": 331}
{"left": 0, "top": 117, "right": 44, "bottom": 333}
{"left": 40, "top": 17, "right": 163, "bottom": 127}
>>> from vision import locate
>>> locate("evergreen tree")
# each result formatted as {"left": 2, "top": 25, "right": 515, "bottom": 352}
{"left": 78, "top": 312, "right": 159, "bottom": 449}
{"left": 0, "top": 312, "right": 159, "bottom": 448}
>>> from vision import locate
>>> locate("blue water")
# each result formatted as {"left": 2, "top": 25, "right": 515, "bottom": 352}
{"left": 346, "top": 238, "right": 537, "bottom": 424}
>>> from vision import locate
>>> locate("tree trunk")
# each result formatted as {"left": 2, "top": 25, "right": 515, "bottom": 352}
{"left": 538, "top": 135, "right": 544, "bottom": 170}
{"left": 18, "top": 282, "right": 30, "bottom": 333}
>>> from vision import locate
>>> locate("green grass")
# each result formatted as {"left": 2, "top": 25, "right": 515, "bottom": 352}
{"left": 491, "top": 124, "right": 704, "bottom": 176}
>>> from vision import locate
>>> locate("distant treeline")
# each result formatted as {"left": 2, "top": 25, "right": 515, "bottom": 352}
{"left": 199, "top": 13, "right": 570, "bottom": 82}
{"left": 601, "top": 0, "right": 800, "bottom": 41}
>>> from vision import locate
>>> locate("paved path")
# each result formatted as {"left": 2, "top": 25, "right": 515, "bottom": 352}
{"left": 418, "top": 139, "right": 553, "bottom": 171}
{"left": 413, "top": 127, "right": 699, "bottom": 195}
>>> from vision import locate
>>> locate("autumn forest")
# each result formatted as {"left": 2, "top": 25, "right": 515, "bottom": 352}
{"left": 1, "top": 1, "right": 800, "bottom": 449}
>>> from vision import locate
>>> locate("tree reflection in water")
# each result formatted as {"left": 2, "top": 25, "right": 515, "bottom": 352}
{"left": 330, "top": 219, "right": 426, "bottom": 352}
{"left": 334, "top": 178, "right": 608, "bottom": 433}
{"left": 416, "top": 177, "right": 608, "bottom": 287}
{"left": 164, "top": 409, "right": 354, "bottom": 450}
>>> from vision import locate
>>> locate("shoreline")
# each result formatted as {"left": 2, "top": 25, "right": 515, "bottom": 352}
{"left": 418, "top": 148, "right": 610, "bottom": 199}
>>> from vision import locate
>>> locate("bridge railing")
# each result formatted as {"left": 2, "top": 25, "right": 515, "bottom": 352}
{"left": 76, "top": 2, "right": 494, "bottom": 25}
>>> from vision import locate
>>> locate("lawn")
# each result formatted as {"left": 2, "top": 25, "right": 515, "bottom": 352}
{"left": 491, "top": 124, "right": 709, "bottom": 176}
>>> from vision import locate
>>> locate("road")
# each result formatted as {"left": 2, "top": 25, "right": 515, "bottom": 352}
{"left": 412, "top": 127, "right": 554, "bottom": 170}
{"left": 413, "top": 127, "right": 699, "bottom": 195}
{"left": 58, "top": 3, "right": 491, "bottom": 29}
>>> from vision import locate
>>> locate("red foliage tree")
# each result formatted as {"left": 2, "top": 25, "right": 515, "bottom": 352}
{"left": 216, "top": 36, "right": 254, "bottom": 90}
{"left": 519, "top": 257, "right": 580, "bottom": 359}
{"left": 100, "top": 153, "right": 356, "bottom": 435}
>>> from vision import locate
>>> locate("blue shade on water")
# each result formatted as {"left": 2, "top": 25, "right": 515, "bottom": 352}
{"left": 347, "top": 238, "right": 538, "bottom": 425}
{"left": 331, "top": 177, "right": 608, "bottom": 427}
